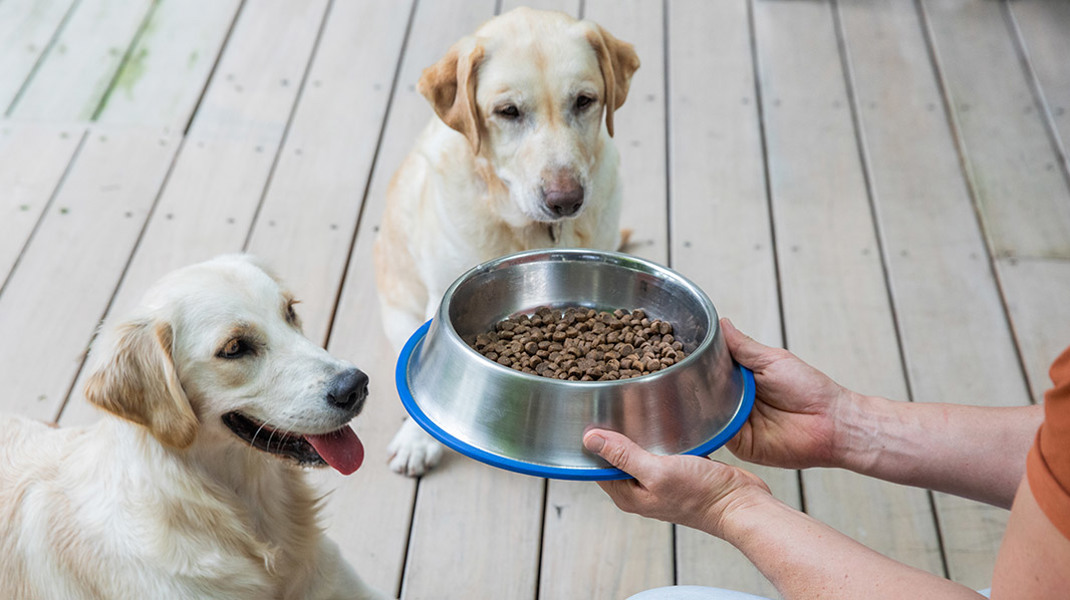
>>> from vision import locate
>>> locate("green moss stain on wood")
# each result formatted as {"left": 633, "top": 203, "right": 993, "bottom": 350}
{"left": 90, "top": 0, "right": 160, "bottom": 120}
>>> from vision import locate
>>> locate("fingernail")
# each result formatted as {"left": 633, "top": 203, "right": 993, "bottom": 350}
{"left": 721, "top": 318, "right": 736, "bottom": 334}
{"left": 584, "top": 433, "right": 606, "bottom": 453}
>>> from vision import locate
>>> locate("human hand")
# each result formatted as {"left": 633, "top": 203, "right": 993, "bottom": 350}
{"left": 721, "top": 318, "right": 861, "bottom": 470}
{"left": 583, "top": 428, "right": 772, "bottom": 538}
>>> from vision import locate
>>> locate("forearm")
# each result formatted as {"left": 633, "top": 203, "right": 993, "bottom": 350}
{"left": 836, "top": 395, "right": 1042, "bottom": 508}
{"left": 722, "top": 496, "right": 984, "bottom": 600}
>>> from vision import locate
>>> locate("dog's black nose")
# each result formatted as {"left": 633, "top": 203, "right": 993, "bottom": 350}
{"left": 326, "top": 368, "right": 368, "bottom": 412}
{"left": 544, "top": 185, "right": 584, "bottom": 217}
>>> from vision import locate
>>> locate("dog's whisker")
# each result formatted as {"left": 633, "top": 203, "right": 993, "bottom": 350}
{"left": 250, "top": 422, "right": 269, "bottom": 449}
{"left": 251, "top": 421, "right": 283, "bottom": 455}
{"left": 265, "top": 422, "right": 281, "bottom": 453}
{"left": 251, "top": 418, "right": 292, "bottom": 455}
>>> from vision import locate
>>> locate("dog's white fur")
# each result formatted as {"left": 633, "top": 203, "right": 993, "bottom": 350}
{"left": 0, "top": 255, "right": 389, "bottom": 600}
{"left": 374, "top": 8, "right": 640, "bottom": 476}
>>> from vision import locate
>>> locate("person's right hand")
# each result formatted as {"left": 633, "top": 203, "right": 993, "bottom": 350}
{"left": 721, "top": 318, "right": 862, "bottom": 470}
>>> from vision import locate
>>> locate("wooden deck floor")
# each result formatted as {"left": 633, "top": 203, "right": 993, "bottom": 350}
{"left": 2, "top": 0, "right": 1070, "bottom": 598}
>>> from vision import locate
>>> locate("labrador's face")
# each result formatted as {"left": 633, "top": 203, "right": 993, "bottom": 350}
{"left": 85, "top": 255, "right": 368, "bottom": 473}
{"left": 476, "top": 29, "right": 607, "bottom": 225}
{"left": 419, "top": 9, "right": 639, "bottom": 227}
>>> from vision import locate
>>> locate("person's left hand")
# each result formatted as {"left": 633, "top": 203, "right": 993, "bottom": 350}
{"left": 584, "top": 429, "right": 773, "bottom": 538}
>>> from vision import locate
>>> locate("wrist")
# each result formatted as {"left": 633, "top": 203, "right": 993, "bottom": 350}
{"left": 831, "top": 392, "right": 897, "bottom": 474}
{"left": 717, "top": 490, "right": 796, "bottom": 547}
{"left": 704, "top": 482, "right": 780, "bottom": 541}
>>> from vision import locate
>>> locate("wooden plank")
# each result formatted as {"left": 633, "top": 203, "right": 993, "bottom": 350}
{"left": 536, "top": 2, "right": 674, "bottom": 598}
{"left": 1002, "top": 1, "right": 1070, "bottom": 405}
{"left": 244, "top": 0, "right": 408, "bottom": 346}
{"left": 59, "top": 0, "right": 332, "bottom": 427}
{"left": 501, "top": 0, "right": 577, "bottom": 15}
{"left": 404, "top": 464, "right": 544, "bottom": 599}
{"left": 542, "top": 480, "right": 672, "bottom": 600}
{"left": 754, "top": 0, "right": 944, "bottom": 575}
{"left": 666, "top": 1, "right": 793, "bottom": 596}
{"left": 1008, "top": 0, "right": 1070, "bottom": 172}
{"left": 0, "top": 122, "right": 84, "bottom": 287}
{"left": 94, "top": 0, "right": 243, "bottom": 131}
{"left": 586, "top": 0, "right": 669, "bottom": 259}
{"left": 8, "top": 0, "right": 153, "bottom": 122}
{"left": 235, "top": 0, "right": 415, "bottom": 595}
{"left": 999, "top": 259, "right": 1070, "bottom": 403}
{"left": 837, "top": 0, "right": 1032, "bottom": 588}
{"left": 921, "top": 0, "right": 1070, "bottom": 260}
{"left": 324, "top": 2, "right": 546, "bottom": 598}
{"left": 177, "top": 0, "right": 330, "bottom": 145}
{"left": 0, "top": 126, "right": 180, "bottom": 421}
{"left": 0, "top": 0, "right": 76, "bottom": 112}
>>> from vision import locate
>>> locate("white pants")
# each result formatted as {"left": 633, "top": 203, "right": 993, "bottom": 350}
{"left": 627, "top": 587, "right": 771, "bottom": 600}
{"left": 628, "top": 585, "right": 993, "bottom": 599}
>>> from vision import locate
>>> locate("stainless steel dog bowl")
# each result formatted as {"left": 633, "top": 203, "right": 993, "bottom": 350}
{"left": 396, "top": 249, "right": 754, "bottom": 480}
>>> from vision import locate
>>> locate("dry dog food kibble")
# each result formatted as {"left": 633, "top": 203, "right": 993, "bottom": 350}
{"left": 466, "top": 306, "right": 688, "bottom": 381}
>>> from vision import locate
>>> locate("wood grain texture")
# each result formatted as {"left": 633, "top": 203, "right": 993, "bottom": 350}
{"left": 0, "top": 122, "right": 83, "bottom": 287}
{"left": 9, "top": 0, "right": 153, "bottom": 121}
{"left": 586, "top": 0, "right": 669, "bottom": 262}
{"left": 94, "top": 0, "right": 243, "bottom": 130}
{"left": 0, "top": 0, "right": 76, "bottom": 112}
{"left": 244, "top": 0, "right": 409, "bottom": 345}
{"left": 837, "top": 0, "right": 1032, "bottom": 586}
{"left": 501, "top": 0, "right": 576, "bottom": 13}
{"left": 0, "top": 127, "right": 179, "bottom": 421}
{"left": 999, "top": 258, "right": 1070, "bottom": 404}
{"left": 1000, "top": 0, "right": 1070, "bottom": 406}
{"left": 754, "top": 0, "right": 943, "bottom": 575}
{"left": 921, "top": 0, "right": 1070, "bottom": 260}
{"left": 1008, "top": 0, "right": 1070, "bottom": 170}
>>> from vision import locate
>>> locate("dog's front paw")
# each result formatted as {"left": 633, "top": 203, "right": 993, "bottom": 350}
{"left": 387, "top": 419, "right": 444, "bottom": 477}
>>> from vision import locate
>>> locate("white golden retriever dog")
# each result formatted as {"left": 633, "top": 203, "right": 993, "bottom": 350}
{"left": 375, "top": 7, "right": 640, "bottom": 476}
{"left": 0, "top": 255, "right": 390, "bottom": 600}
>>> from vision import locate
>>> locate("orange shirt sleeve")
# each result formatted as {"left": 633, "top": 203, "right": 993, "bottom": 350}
{"left": 1027, "top": 345, "right": 1070, "bottom": 540}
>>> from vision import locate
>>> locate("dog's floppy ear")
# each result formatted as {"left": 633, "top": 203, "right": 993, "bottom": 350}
{"left": 84, "top": 319, "right": 198, "bottom": 449}
{"left": 418, "top": 38, "right": 485, "bottom": 154}
{"left": 585, "top": 24, "right": 640, "bottom": 138}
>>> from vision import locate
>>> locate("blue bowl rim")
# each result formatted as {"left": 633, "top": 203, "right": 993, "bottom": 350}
{"left": 396, "top": 319, "right": 756, "bottom": 481}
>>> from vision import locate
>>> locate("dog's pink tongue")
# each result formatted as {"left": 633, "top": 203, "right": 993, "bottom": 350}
{"left": 305, "top": 426, "right": 364, "bottom": 475}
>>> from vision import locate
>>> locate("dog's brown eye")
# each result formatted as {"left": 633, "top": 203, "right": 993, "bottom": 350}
{"left": 495, "top": 105, "right": 521, "bottom": 120}
{"left": 219, "top": 339, "right": 251, "bottom": 359}
{"left": 575, "top": 95, "right": 595, "bottom": 111}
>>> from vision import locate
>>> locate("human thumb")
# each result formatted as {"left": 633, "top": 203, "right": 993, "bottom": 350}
{"left": 584, "top": 429, "right": 657, "bottom": 479}
{"left": 720, "top": 318, "right": 771, "bottom": 370}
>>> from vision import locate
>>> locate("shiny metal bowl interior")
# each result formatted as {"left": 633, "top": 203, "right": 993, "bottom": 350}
{"left": 396, "top": 249, "right": 753, "bottom": 480}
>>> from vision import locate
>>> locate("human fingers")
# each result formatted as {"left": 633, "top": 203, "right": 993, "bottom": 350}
{"left": 588, "top": 433, "right": 773, "bottom": 535}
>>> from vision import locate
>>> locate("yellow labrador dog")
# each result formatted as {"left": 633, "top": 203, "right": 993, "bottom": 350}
{"left": 0, "top": 255, "right": 390, "bottom": 600}
{"left": 375, "top": 7, "right": 640, "bottom": 476}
